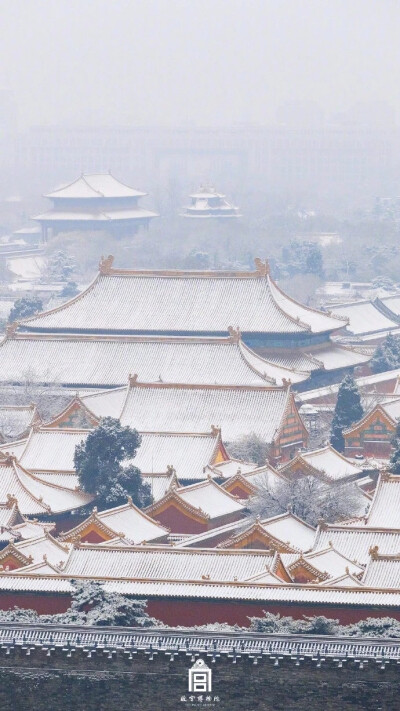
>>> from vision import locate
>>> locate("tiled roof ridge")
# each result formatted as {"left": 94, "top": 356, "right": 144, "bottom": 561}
{"left": 95, "top": 256, "right": 271, "bottom": 279}
{"left": 6, "top": 332, "right": 249, "bottom": 344}
{"left": 66, "top": 542, "right": 277, "bottom": 561}
{"left": 126, "top": 378, "right": 285, "bottom": 393}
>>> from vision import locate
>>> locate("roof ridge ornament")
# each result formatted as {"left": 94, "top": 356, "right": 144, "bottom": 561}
{"left": 129, "top": 373, "right": 139, "bottom": 386}
{"left": 254, "top": 258, "right": 270, "bottom": 277}
{"left": 227, "top": 326, "right": 241, "bottom": 343}
{"left": 6, "top": 322, "right": 18, "bottom": 339}
{"left": 99, "top": 255, "right": 114, "bottom": 275}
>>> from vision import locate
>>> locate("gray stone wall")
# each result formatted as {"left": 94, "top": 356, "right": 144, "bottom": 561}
{"left": 0, "top": 645, "right": 399, "bottom": 711}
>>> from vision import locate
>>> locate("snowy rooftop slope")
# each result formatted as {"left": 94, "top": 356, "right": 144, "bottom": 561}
{"left": 119, "top": 383, "right": 291, "bottom": 442}
{"left": 20, "top": 260, "right": 344, "bottom": 335}
{"left": 0, "top": 334, "right": 279, "bottom": 387}
{"left": 44, "top": 173, "right": 147, "bottom": 199}
{"left": 129, "top": 431, "right": 222, "bottom": 480}
{"left": 329, "top": 300, "right": 398, "bottom": 336}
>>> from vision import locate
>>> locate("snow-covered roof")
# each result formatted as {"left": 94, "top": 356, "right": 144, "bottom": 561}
{"left": 146, "top": 479, "right": 245, "bottom": 521}
{"left": 60, "top": 500, "right": 168, "bottom": 545}
{"left": 284, "top": 445, "right": 364, "bottom": 482}
{"left": 210, "top": 459, "right": 258, "bottom": 479}
{"left": 263, "top": 344, "right": 371, "bottom": 373}
{"left": 381, "top": 398, "right": 400, "bottom": 421}
{"left": 17, "top": 428, "right": 89, "bottom": 473}
{"left": 313, "top": 525, "right": 400, "bottom": 565}
{"left": 0, "top": 333, "right": 286, "bottom": 387}
{"left": 289, "top": 546, "right": 364, "bottom": 579}
{"left": 142, "top": 473, "right": 176, "bottom": 502}
{"left": 119, "top": 382, "right": 292, "bottom": 442}
{"left": 2, "top": 574, "right": 400, "bottom": 606}
{"left": 363, "top": 554, "right": 400, "bottom": 588}
{"left": 130, "top": 431, "right": 223, "bottom": 480}
{"left": 0, "top": 457, "right": 93, "bottom": 516}
{"left": 61, "top": 544, "right": 275, "bottom": 582}
{"left": 20, "top": 258, "right": 344, "bottom": 335}
{"left": 0, "top": 406, "right": 38, "bottom": 440}
{"left": 261, "top": 512, "right": 315, "bottom": 553}
{"left": 80, "top": 387, "right": 127, "bottom": 418}
{"left": 378, "top": 295, "right": 400, "bottom": 318}
{"left": 364, "top": 474, "right": 400, "bottom": 528}
{"left": 44, "top": 173, "right": 147, "bottom": 200}
{"left": 0, "top": 533, "right": 69, "bottom": 568}
{"left": 329, "top": 300, "right": 399, "bottom": 336}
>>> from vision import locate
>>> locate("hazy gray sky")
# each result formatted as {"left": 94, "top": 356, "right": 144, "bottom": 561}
{"left": 1, "top": 0, "right": 399, "bottom": 128}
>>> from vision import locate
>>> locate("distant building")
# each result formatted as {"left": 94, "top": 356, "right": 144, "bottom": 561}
{"left": 181, "top": 185, "right": 241, "bottom": 218}
{"left": 33, "top": 172, "right": 158, "bottom": 240}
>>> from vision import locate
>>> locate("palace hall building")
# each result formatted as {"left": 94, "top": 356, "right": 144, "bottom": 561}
{"left": 33, "top": 172, "right": 158, "bottom": 240}
{"left": 12, "top": 256, "right": 370, "bottom": 390}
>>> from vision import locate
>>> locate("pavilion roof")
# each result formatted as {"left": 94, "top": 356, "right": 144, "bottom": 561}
{"left": 19, "top": 257, "right": 345, "bottom": 335}
{"left": 44, "top": 173, "right": 147, "bottom": 200}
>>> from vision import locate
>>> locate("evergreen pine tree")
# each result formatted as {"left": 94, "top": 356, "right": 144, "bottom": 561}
{"left": 330, "top": 374, "right": 363, "bottom": 452}
{"left": 390, "top": 420, "right": 400, "bottom": 475}
{"left": 74, "top": 417, "right": 152, "bottom": 509}
{"left": 370, "top": 334, "right": 400, "bottom": 373}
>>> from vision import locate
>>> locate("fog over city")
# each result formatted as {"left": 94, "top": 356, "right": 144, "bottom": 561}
{"left": 1, "top": 0, "right": 399, "bottom": 128}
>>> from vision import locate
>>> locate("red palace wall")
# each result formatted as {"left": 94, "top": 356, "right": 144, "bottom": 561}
{"left": 2, "top": 591, "right": 400, "bottom": 627}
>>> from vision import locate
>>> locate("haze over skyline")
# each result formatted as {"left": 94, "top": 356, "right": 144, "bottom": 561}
{"left": 1, "top": 0, "right": 399, "bottom": 130}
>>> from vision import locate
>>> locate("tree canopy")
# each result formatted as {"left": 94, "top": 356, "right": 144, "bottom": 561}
{"left": 74, "top": 417, "right": 152, "bottom": 509}
{"left": 0, "top": 580, "right": 158, "bottom": 627}
{"left": 248, "top": 472, "right": 365, "bottom": 526}
{"left": 8, "top": 296, "right": 43, "bottom": 323}
{"left": 330, "top": 374, "right": 363, "bottom": 452}
{"left": 370, "top": 333, "right": 400, "bottom": 374}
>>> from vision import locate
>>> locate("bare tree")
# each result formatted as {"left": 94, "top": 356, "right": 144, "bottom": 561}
{"left": 248, "top": 474, "right": 367, "bottom": 526}
{"left": 227, "top": 433, "right": 270, "bottom": 466}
